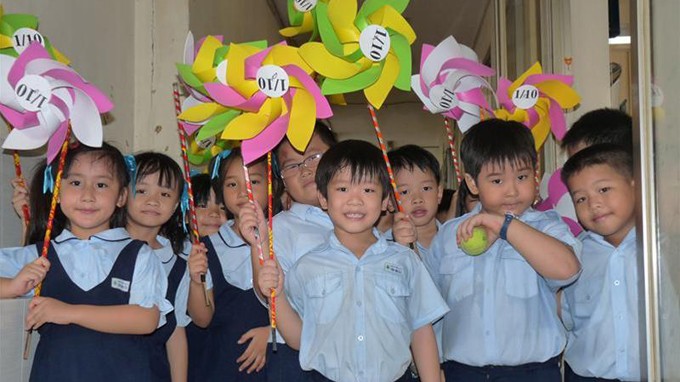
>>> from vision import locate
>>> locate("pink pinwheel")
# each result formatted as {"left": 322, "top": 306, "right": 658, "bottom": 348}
{"left": 0, "top": 43, "right": 113, "bottom": 163}
{"left": 535, "top": 168, "right": 583, "bottom": 236}
{"left": 203, "top": 41, "right": 332, "bottom": 164}
{"left": 411, "top": 36, "right": 495, "bottom": 133}
{"left": 494, "top": 62, "right": 580, "bottom": 150}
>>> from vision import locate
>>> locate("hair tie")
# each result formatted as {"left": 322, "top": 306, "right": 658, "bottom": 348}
{"left": 43, "top": 165, "right": 54, "bottom": 194}
{"left": 211, "top": 149, "right": 232, "bottom": 180}
{"left": 124, "top": 155, "right": 138, "bottom": 195}
{"left": 180, "top": 182, "right": 190, "bottom": 233}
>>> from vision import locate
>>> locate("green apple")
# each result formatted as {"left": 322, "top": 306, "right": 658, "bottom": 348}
{"left": 459, "top": 227, "right": 488, "bottom": 256}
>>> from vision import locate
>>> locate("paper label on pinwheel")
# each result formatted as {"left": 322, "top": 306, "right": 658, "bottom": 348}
{"left": 0, "top": 43, "right": 113, "bottom": 163}
{"left": 12, "top": 28, "right": 45, "bottom": 54}
{"left": 297, "top": 0, "right": 416, "bottom": 110}
{"left": 512, "top": 84, "right": 539, "bottom": 109}
{"left": 293, "top": 0, "right": 318, "bottom": 12}
{"left": 256, "top": 65, "right": 290, "bottom": 98}
{"left": 411, "top": 36, "right": 496, "bottom": 132}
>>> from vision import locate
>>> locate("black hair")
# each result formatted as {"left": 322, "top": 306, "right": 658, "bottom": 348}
{"left": 561, "top": 144, "right": 634, "bottom": 186}
{"left": 437, "top": 188, "right": 455, "bottom": 215}
{"left": 210, "top": 148, "right": 282, "bottom": 216}
{"left": 315, "top": 140, "right": 390, "bottom": 200}
{"left": 274, "top": 119, "right": 338, "bottom": 159}
{"left": 460, "top": 119, "right": 537, "bottom": 180}
{"left": 561, "top": 108, "right": 633, "bottom": 153}
{"left": 388, "top": 144, "right": 441, "bottom": 184}
{"left": 454, "top": 180, "right": 478, "bottom": 217}
{"left": 191, "top": 173, "right": 214, "bottom": 207}
{"left": 131, "top": 152, "right": 186, "bottom": 254}
{"left": 27, "top": 142, "right": 130, "bottom": 244}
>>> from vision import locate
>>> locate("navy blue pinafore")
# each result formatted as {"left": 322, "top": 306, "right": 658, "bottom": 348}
{"left": 187, "top": 236, "right": 269, "bottom": 381}
{"left": 148, "top": 255, "right": 187, "bottom": 381}
{"left": 30, "top": 240, "right": 151, "bottom": 382}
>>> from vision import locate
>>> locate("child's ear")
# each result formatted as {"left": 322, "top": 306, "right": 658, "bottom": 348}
{"left": 464, "top": 173, "right": 479, "bottom": 195}
{"left": 381, "top": 196, "right": 389, "bottom": 212}
{"left": 117, "top": 187, "right": 129, "bottom": 208}
{"left": 437, "top": 184, "right": 444, "bottom": 204}
{"left": 317, "top": 190, "right": 328, "bottom": 210}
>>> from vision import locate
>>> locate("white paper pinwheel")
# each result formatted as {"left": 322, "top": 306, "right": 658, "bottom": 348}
{"left": 1, "top": 43, "right": 113, "bottom": 163}
{"left": 411, "top": 36, "right": 495, "bottom": 132}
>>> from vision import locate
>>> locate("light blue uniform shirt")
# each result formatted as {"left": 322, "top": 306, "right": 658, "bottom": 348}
{"left": 0, "top": 228, "right": 173, "bottom": 327}
{"left": 286, "top": 230, "right": 450, "bottom": 381}
{"left": 427, "top": 206, "right": 581, "bottom": 366}
{"left": 154, "top": 236, "right": 191, "bottom": 327}
{"left": 562, "top": 228, "right": 640, "bottom": 380}
{"left": 207, "top": 220, "right": 254, "bottom": 291}
{"left": 269, "top": 202, "right": 333, "bottom": 344}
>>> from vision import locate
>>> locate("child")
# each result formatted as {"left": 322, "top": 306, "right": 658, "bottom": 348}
{"left": 253, "top": 140, "right": 449, "bottom": 382}
{"left": 561, "top": 108, "right": 633, "bottom": 156}
{"left": 124, "top": 152, "right": 192, "bottom": 382}
{"left": 191, "top": 173, "right": 227, "bottom": 235}
{"left": 560, "top": 144, "right": 639, "bottom": 381}
{"left": 427, "top": 120, "right": 581, "bottom": 382}
{"left": 242, "top": 120, "right": 338, "bottom": 381}
{"left": 186, "top": 148, "right": 271, "bottom": 381}
{"left": 0, "top": 142, "right": 171, "bottom": 381}
{"left": 388, "top": 144, "right": 444, "bottom": 254}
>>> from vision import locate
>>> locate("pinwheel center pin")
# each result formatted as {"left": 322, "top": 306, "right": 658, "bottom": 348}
{"left": 293, "top": 0, "right": 317, "bottom": 12}
{"left": 12, "top": 28, "right": 44, "bottom": 54}
{"left": 359, "top": 25, "right": 391, "bottom": 62}
{"left": 512, "top": 84, "right": 539, "bottom": 109}
{"left": 14, "top": 75, "right": 52, "bottom": 111}
{"left": 256, "top": 64, "right": 290, "bottom": 98}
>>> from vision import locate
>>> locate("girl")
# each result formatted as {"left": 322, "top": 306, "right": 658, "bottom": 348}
{"left": 186, "top": 148, "right": 273, "bottom": 381}
{"left": 0, "top": 142, "right": 171, "bottom": 381}
{"left": 124, "top": 152, "right": 191, "bottom": 382}
{"left": 191, "top": 173, "right": 227, "bottom": 236}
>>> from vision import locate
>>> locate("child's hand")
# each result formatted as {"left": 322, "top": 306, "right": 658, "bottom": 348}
{"left": 11, "top": 177, "right": 29, "bottom": 220}
{"left": 236, "top": 326, "right": 269, "bottom": 373}
{"left": 188, "top": 243, "right": 208, "bottom": 284}
{"left": 392, "top": 211, "right": 417, "bottom": 246}
{"left": 258, "top": 259, "right": 283, "bottom": 299}
{"left": 26, "top": 296, "right": 72, "bottom": 330}
{"left": 8, "top": 257, "right": 50, "bottom": 297}
{"left": 238, "top": 200, "right": 267, "bottom": 247}
{"left": 456, "top": 212, "right": 501, "bottom": 247}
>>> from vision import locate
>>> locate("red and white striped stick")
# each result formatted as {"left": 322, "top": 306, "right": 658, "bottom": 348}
{"left": 172, "top": 83, "right": 211, "bottom": 308}
{"left": 367, "top": 104, "right": 404, "bottom": 212}
{"left": 443, "top": 117, "right": 462, "bottom": 186}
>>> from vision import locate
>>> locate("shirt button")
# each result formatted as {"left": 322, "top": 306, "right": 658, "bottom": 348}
{"left": 619, "top": 348, "right": 625, "bottom": 353}
{"left": 485, "top": 330, "right": 490, "bottom": 336}
{"left": 357, "top": 335, "right": 364, "bottom": 341}
{"left": 614, "top": 280, "right": 621, "bottom": 286}
{"left": 390, "top": 287, "right": 396, "bottom": 294}
{"left": 356, "top": 301, "right": 362, "bottom": 307}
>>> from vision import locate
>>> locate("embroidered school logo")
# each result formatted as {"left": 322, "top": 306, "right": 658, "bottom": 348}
{"left": 384, "top": 262, "right": 403, "bottom": 275}
{"left": 111, "top": 277, "right": 131, "bottom": 293}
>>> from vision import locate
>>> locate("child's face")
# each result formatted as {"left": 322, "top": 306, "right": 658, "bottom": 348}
{"left": 278, "top": 133, "right": 330, "bottom": 207}
{"left": 465, "top": 159, "right": 536, "bottom": 217}
{"left": 59, "top": 153, "right": 127, "bottom": 239}
{"left": 318, "top": 167, "right": 388, "bottom": 241}
{"left": 222, "top": 156, "right": 267, "bottom": 219}
{"left": 567, "top": 164, "right": 635, "bottom": 246}
{"left": 127, "top": 172, "right": 180, "bottom": 231}
{"left": 196, "top": 188, "right": 227, "bottom": 236}
{"left": 395, "top": 167, "right": 443, "bottom": 228}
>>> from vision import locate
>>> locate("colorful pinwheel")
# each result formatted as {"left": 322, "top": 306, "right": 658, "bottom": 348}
{"left": 411, "top": 36, "right": 495, "bottom": 132}
{"left": 298, "top": 0, "right": 416, "bottom": 109}
{"left": 280, "top": 0, "right": 329, "bottom": 40}
{"left": 0, "top": 5, "right": 69, "bottom": 64}
{"left": 202, "top": 41, "right": 332, "bottom": 164}
{"left": 0, "top": 43, "right": 113, "bottom": 163}
{"left": 494, "top": 62, "right": 580, "bottom": 150}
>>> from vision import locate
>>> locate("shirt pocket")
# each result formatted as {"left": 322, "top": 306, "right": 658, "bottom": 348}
{"left": 572, "top": 280, "right": 599, "bottom": 319}
{"left": 501, "top": 252, "right": 539, "bottom": 298}
{"left": 374, "top": 274, "right": 411, "bottom": 324}
{"left": 303, "top": 272, "right": 344, "bottom": 324}
{"left": 439, "top": 255, "right": 474, "bottom": 302}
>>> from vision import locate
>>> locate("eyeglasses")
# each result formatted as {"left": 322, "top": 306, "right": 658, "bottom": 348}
{"left": 280, "top": 153, "right": 323, "bottom": 179}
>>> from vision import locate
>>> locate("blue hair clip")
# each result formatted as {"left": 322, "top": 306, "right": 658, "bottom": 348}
{"left": 43, "top": 165, "right": 54, "bottom": 194}
{"left": 211, "top": 149, "right": 232, "bottom": 180}
{"left": 124, "top": 155, "right": 137, "bottom": 195}
{"left": 180, "top": 183, "right": 190, "bottom": 233}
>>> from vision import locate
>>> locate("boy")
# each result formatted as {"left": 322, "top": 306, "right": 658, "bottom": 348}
{"left": 560, "top": 144, "right": 639, "bottom": 381}
{"left": 388, "top": 144, "right": 444, "bottom": 254}
{"left": 561, "top": 108, "right": 633, "bottom": 156}
{"left": 427, "top": 119, "right": 581, "bottom": 382}
{"left": 252, "top": 140, "right": 449, "bottom": 382}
